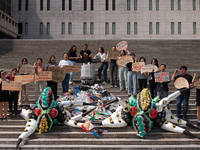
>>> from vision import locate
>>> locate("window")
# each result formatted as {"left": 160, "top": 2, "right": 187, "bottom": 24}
{"left": 40, "top": 22, "right": 43, "bottom": 35}
{"left": 156, "top": 0, "right": 159, "bottom": 10}
{"left": 149, "top": 0, "right": 152, "bottom": 10}
{"left": 171, "top": 0, "right": 174, "bottom": 10}
{"left": 69, "top": 0, "right": 72, "bottom": 10}
{"left": 47, "top": 0, "right": 50, "bottom": 11}
{"left": 134, "top": 0, "right": 137, "bottom": 10}
{"left": 193, "top": 0, "right": 196, "bottom": 10}
{"left": 127, "top": 0, "right": 130, "bottom": 10}
{"left": 178, "top": 0, "right": 181, "bottom": 10}
{"left": 112, "top": 0, "right": 115, "bottom": 10}
{"left": 84, "top": 0, "right": 87, "bottom": 10}
{"left": 178, "top": 22, "right": 181, "bottom": 34}
{"left": 106, "top": 0, "right": 109, "bottom": 10}
{"left": 171, "top": 22, "right": 174, "bottom": 34}
{"left": 47, "top": 22, "right": 50, "bottom": 35}
{"left": 83, "top": 22, "right": 87, "bottom": 34}
{"left": 105, "top": 22, "right": 109, "bottom": 34}
{"left": 193, "top": 22, "right": 196, "bottom": 34}
{"left": 156, "top": 22, "right": 159, "bottom": 34}
{"left": 18, "top": 0, "right": 21, "bottom": 11}
{"left": 149, "top": 22, "right": 152, "bottom": 34}
{"left": 18, "top": 23, "right": 23, "bottom": 34}
{"left": 62, "top": 0, "right": 65, "bottom": 10}
{"left": 90, "top": 22, "right": 94, "bottom": 34}
{"left": 25, "top": 0, "right": 28, "bottom": 11}
{"left": 25, "top": 22, "right": 28, "bottom": 35}
{"left": 68, "top": 22, "right": 72, "bottom": 34}
{"left": 62, "top": 22, "right": 65, "bottom": 34}
{"left": 134, "top": 22, "right": 137, "bottom": 34}
{"left": 112, "top": 22, "right": 116, "bottom": 34}
{"left": 40, "top": 0, "right": 43, "bottom": 10}
{"left": 127, "top": 22, "right": 131, "bottom": 34}
{"left": 91, "top": 0, "right": 94, "bottom": 10}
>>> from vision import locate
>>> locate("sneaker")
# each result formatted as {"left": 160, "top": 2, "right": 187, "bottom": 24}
{"left": 110, "top": 85, "right": 113, "bottom": 88}
{"left": 102, "top": 82, "right": 106, "bottom": 85}
{"left": 69, "top": 81, "right": 73, "bottom": 85}
{"left": 182, "top": 116, "right": 187, "bottom": 120}
{"left": 114, "top": 85, "right": 117, "bottom": 88}
{"left": 197, "top": 122, "right": 200, "bottom": 127}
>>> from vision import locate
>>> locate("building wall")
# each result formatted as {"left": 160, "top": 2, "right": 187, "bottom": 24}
{"left": 11, "top": 0, "right": 200, "bottom": 39}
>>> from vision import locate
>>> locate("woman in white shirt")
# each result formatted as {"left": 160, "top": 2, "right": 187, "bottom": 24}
{"left": 58, "top": 53, "right": 72, "bottom": 94}
{"left": 94, "top": 47, "right": 108, "bottom": 85}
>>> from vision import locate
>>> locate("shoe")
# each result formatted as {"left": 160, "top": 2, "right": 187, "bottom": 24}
{"left": 96, "top": 78, "right": 100, "bottom": 81}
{"left": 133, "top": 94, "right": 137, "bottom": 98}
{"left": 114, "top": 85, "right": 117, "bottom": 88}
{"left": 0, "top": 117, "right": 3, "bottom": 120}
{"left": 102, "top": 82, "right": 106, "bottom": 85}
{"left": 3, "top": 117, "right": 7, "bottom": 120}
{"left": 110, "top": 85, "right": 113, "bottom": 88}
{"left": 120, "top": 89, "right": 123, "bottom": 91}
{"left": 197, "top": 122, "right": 200, "bottom": 127}
{"left": 69, "top": 81, "right": 73, "bottom": 85}
{"left": 182, "top": 116, "right": 187, "bottom": 120}
{"left": 128, "top": 94, "right": 131, "bottom": 97}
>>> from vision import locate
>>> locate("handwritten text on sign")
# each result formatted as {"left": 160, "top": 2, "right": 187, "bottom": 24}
{"left": 116, "top": 41, "right": 128, "bottom": 51}
{"left": 35, "top": 71, "right": 52, "bottom": 81}
{"left": 117, "top": 55, "right": 133, "bottom": 66}
{"left": 132, "top": 62, "right": 145, "bottom": 71}
{"left": 19, "top": 64, "right": 35, "bottom": 75}
{"left": 155, "top": 72, "right": 170, "bottom": 82}
{"left": 15, "top": 75, "right": 34, "bottom": 85}
{"left": 194, "top": 81, "right": 200, "bottom": 89}
{"left": 141, "top": 64, "right": 159, "bottom": 74}
{"left": 63, "top": 65, "right": 80, "bottom": 72}
{"left": 48, "top": 66, "right": 65, "bottom": 82}
{"left": 107, "top": 51, "right": 119, "bottom": 60}
{"left": 174, "top": 77, "right": 189, "bottom": 89}
{"left": 2, "top": 81, "right": 22, "bottom": 91}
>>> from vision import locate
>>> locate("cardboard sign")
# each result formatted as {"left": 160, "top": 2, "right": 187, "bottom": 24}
{"left": 19, "top": 64, "right": 35, "bottom": 75}
{"left": 47, "top": 66, "right": 65, "bottom": 83}
{"left": 194, "top": 81, "right": 200, "bottom": 89}
{"left": 116, "top": 41, "right": 128, "bottom": 51}
{"left": 35, "top": 71, "right": 52, "bottom": 81}
{"left": 174, "top": 77, "right": 189, "bottom": 89}
{"left": 63, "top": 65, "right": 80, "bottom": 72}
{"left": 141, "top": 64, "right": 159, "bottom": 74}
{"left": 155, "top": 72, "right": 170, "bottom": 82}
{"left": 15, "top": 75, "right": 34, "bottom": 85}
{"left": 117, "top": 55, "right": 133, "bottom": 66}
{"left": 2, "top": 81, "right": 22, "bottom": 91}
{"left": 107, "top": 51, "right": 119, "bottom": 60}
{"left": 132, "top": 62, "right": 145, "bottom": 71}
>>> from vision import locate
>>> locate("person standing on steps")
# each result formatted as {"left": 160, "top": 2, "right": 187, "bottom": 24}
{"left": 0, "top": 70, "right": 10, "bottom": 120}
{"left": 171, "top": 65, "right": 193, "bottom": 120}
{"left": 106, "top": 46, "right": 118, "bottom": 88}
{"left": 33, "top": 58, "right": 46, "bottom": 101}
{"left": 94, "top": 47, "right": 108, "bottom": 85}
{"left": 68, "top": 45, "right": 79, "bottom": 85}
{"left": 46, "top": 55, "right": 58, "bottom": 99}
{"left": 79, "top": 44, "right": 92, "bottom": 64}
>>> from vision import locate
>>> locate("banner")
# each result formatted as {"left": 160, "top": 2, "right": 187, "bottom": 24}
{"left": 194, "top": 81, "right": 200, "bottom": 89}
{"left": 15, "top": 75, "right": 34, "bottom": 85}
{"left": 47, "top": 66, "right": 65, "bottom": 83}
{"left": 116, "top": 41, "right": 128, "bottom": 51}
{"left": 63, "top": 65, "right": 80, "bottom": 72}
{"left": 117, "top": 55, "right": 133, "bottom": 66}
{"left": 141, "top": 64, "right": 159, "bottom": 74}
{"left": 132, "top": 62, "right": 145, "bottom": 71}
{"left": 107, "top": 51, "right": 119, "bottom": 59}
{"left": 174, "top": 77, "right": 189, "bottom": 89}
{"left": 2, "top": 81, "right": 22, "bottom": 91}
{"left": 35, "top": 71, "right": 52, "bottom": 81}
{"left": 19, "top": 64, "right": 35, "bottom": 75}
{"left": 155, "top": 72, "right": 170, "bottom": 82}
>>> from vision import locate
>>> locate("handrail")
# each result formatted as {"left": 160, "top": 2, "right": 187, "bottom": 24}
{"left": 0, "top": 10, "right": 18, "bottom": 25}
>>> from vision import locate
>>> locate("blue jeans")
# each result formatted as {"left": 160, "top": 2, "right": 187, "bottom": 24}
{"left": 62, "top": 73, "right": 70, "bottom": 93}
{"left": 119, "top": 67, "right": 128, "bottom": 90}
{"left": 176, "top": 95, "right": 190, "bottom": 117}
{"left": 127, "top": 71, "right": 137, "bottom": 95}
{"left": 69, "top": 61, "right": 76, "bottom": 82}
{"left": 98, "top": 62, "right": 108, "bottom": 82}
{"left": 157, "top": 90, "right": 168, "bottom": 100}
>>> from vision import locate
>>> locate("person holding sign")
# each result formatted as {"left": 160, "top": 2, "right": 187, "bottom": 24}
{"left": 46, "top": 55, "right": 58, "bottom": 99}
{"left": 171, "top": 65, "right": 193, "bottom": 120}
{"left": 138, "top": 57, "right": 148, "bottom": 92}
{"left": 59, "top": 53, "right": 72, "bottom": 94}
{"left": 0, "top": 70, "right": 10, "bottom": 120}
{"left": 94, "top": 47, "right": 108, "bottom": 85}
{"left": 33, "top": 58, "right": 46, "bottom": 101}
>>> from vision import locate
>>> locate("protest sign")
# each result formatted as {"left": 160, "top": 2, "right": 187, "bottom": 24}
{"left": 107, "top": 51, "right": 119, "bottom": 59}
{"left": 15, "top": 75, "right": 34, "bottom": 85}
{"left": 141, "top": 64, "right": 159, "bottom": 74}
{"left": 174, "top": 77, "right": 189, "bottom": 89}
{"left": 155, "top": 72, "right": 170, "bottom": 82}
{"left": 2, "top": 81, "right": 22, "bottom": 91}
{"left": 47, "top": 66, "right": 65, "bottom": 82}
{"left": 19, "top": 64, "right": 35, "bottom": 75}
{"left": 194, "top": 81, "right": 200, "bottom": 89}
{"left": 35, "top": 71, "right": 52, "bottom": 81}
{"left": 63, "top": 65, "right": 80, "bottom": 72}
{"left": 117, "top": 55, "right": 133, "bottom": 66}
{"left": 116, "top": 41, "right": 128, "bottom": 51}
{"left": 132, "top": 62, "right": 145, "bottom": 71}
